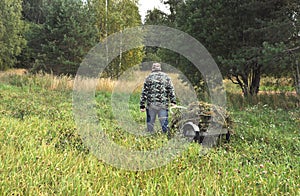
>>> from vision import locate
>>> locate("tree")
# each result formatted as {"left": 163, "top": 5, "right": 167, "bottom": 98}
{"left": 0, "top": 0, "right": 26, "bottom": 70}
{"left": 142, "top": 8, "right": 167, "bottom": 64}
{"left": 22, "top": 0, "right": 46, "bottom": 24}
{"left": 106, "top": 0, "right": 143, "bottom": 79}
{"left": 32, "top": 0, "right": 98, "bottom": 75}
{"left": 165, "top": 0, "right": 300, "bottom": 97}
{"left": 18, "top": 0, "right": 46, "bottom": 69}
{"left": 91, "top": 0, "right": 144, "bottom": 79}
{"left": 144, "top": 8, "right": 169, "bottom": 25}
{"left": 220, "top": 0, "right": 300, "bottom": 97}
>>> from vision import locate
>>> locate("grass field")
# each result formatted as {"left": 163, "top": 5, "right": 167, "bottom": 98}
{"left": 0, "top": 71, "right": 299, "bottom": 195}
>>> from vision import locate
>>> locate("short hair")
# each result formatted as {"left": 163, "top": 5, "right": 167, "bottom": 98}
{"left": 152, "top": 63, "right": 161, "bottom": 71}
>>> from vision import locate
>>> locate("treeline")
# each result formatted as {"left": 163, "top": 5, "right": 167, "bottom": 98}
{"left": 1, "top": 0, "right": 300, "bottom": 95}
{"left": 0, "top": 0, "right": 142, "bottom": 76}
{"left": 145, "top": 0, "right": 300, "bottom": 96}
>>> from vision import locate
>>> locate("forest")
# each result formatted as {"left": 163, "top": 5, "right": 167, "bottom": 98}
{"left": 1, "top": 0, "right": 300, "bottom": 96}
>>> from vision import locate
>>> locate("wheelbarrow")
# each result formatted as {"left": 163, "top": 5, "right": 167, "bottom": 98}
{"left": 170, "top": 105, "right": 231, "bottom": 146}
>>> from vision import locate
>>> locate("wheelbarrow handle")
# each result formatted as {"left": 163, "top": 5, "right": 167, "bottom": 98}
{"left": 169, "top": 105, "right": 187, "bottom": 114}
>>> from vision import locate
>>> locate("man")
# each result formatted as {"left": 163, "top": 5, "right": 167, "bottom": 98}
{"left": 140, "top": 63, "right": 176, "bottom": 135}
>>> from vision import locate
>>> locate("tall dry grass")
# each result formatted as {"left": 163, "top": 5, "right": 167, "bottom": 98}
{"left": 1, "top": 69, "right": 298, "bottom": 109}
{"left": 73, "top": 70, "right": 194, "bottom": 98}
{"left": 0, "top": 69, "right": 73, "bottom": 90}
{"left": 0, "top": 69, "right": 192, "bottom": 94}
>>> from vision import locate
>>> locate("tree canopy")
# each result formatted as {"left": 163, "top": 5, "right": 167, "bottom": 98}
{"left": 145, "top": 0, "right": 300, "bottom": 96}
{"left": 1, "top": 0, "right": 299, "bottom": 94}
{"left": 0, "top": 0, "right": 26, "bottom": 70}
{"left": 16, "top": 0, "right": 142, "bottom": 76}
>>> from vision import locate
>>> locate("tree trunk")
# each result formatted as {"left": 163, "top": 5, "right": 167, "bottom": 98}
{"left": 249, "top": 63, "right": 261, "bottom": 96}
{"left": 228, "top": 62, "right": 262, "bottom": 98}
{"left": 240, "top": 62, "right": 261, "bottom": 97}
{"left": 296, "top": 60, "right": 300, "bottom": 95}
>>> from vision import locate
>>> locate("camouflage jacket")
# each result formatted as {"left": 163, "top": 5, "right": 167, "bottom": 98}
{"left": 140, "top": 71, "right": 176, "bottom": 109}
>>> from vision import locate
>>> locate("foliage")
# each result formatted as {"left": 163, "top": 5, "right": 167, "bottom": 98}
{"left": 90, "top": 0, "right": 144, "bottom": 79}
{"left": 34, "top": 0, "right": 98, "bottom": 75}
{"left": 22, "top": 0, "right": 46, "bottom": 24}
{"left": 19, "top": 0, "right": 143, "bottom": 76}
{"left": 150, "top": 0, "right": 300, "bottom": 97}
{"left": 18, "top": 0, "right": 46, "bottom": 69}
{"left": 187, "top": 0, "right": 299, "bottom": 96}
{"left": 144, "top": 8, "right": 170, "bottom": 26}
{"left": 0, "top": 0, "right": 26, "bottom": 70}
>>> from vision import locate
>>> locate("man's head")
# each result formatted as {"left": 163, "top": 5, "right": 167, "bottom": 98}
{"left": 152, "top": 63, "right": 162, "bottom": 72}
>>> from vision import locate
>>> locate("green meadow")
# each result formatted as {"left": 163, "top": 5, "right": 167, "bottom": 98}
{"left": 0, "top": 73, "right": 299, "bottom": 195}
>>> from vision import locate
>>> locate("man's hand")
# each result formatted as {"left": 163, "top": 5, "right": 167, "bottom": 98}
{"left": 140, "top": 108, "right": 146, "bottom": 112}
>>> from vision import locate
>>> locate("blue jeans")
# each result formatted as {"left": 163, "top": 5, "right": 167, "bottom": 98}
{"left": 146, "top": 107, "right": 169, "bottom": 133}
